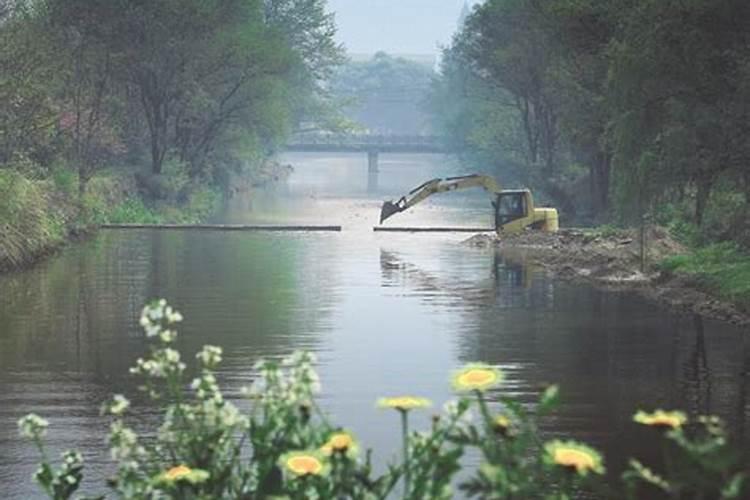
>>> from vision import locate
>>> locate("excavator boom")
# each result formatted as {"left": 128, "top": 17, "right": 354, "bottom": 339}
{"left": 379, "top": 174, "right": 559, "bottom": 233}
{"left": 379, "top": 175, "right": 500, "bottom": 224}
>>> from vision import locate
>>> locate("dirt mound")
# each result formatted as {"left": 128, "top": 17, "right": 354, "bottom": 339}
{"left": 488, "top": 226, "right": 685, "bottom": 284}
{"left": 463, "top": 227, "right": 748, "bottom": 326}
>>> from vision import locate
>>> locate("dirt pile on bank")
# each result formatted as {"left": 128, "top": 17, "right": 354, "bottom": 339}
{"left": 464, "top": 228, "right": 749, "bottom": 325}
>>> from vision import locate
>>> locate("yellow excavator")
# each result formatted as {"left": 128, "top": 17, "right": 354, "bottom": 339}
{"left": 379, "top": 174, "right": 559, "bottom": 233}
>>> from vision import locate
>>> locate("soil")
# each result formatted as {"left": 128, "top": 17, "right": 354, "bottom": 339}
{"left": 464, "top": 228, "right": 750, "bottom": 327}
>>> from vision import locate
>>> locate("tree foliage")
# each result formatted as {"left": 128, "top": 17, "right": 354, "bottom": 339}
{"left": 431, "top": 0, "right": 750, "bottom": 235}
{"left": 332, "top": 52, "right": 435, "bottom": 134}
{"left": 0, "top": 0, "right": 342, "bottom": 196}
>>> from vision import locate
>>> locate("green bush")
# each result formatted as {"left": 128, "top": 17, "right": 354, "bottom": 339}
{"left": 51, "top": 167, "right": 77, "bottom": 196}
{"left": 161, "top": 158, "right": 191, "bottom": 203}
{"left": 0, "top": 170, "right": 67, "bottom": 269}
{"left": 105, "top": 198, "right": 162, "bottom": 224}
{"left": 19, "top": 301, "right": 749, "bottom": 499}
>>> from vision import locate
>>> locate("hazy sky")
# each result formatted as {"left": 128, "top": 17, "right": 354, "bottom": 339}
{"left": 327, "top": 1, "right": 479, "bottom": 55}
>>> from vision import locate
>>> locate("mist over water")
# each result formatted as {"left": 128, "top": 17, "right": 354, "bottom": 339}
{"left": 1, "top": 153, "right": 748, "bottom": 498}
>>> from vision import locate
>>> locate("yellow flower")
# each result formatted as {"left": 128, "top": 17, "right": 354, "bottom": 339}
{"left": 634, "top": 410, "right": 687, "bottom": 430}
{"left": 155, "top": 465, "right": 209, "bottom": 485}
{"left": 377, "top": 396, "right": 432, "bottom": 412}
{"left": 321, "top": 431, "right": 358, "bottom": 457}
{"left": 544, "top": 440, "right": 605, "bottom": 476}
{"left": 452, "top": 364, "right": 503, "bottom": 392}
{"left": 165, "top": 465, "right": 192, "bottom": 481}
{"left": 280, "top": 451, "right": 328, "bottom": 477}
{"left": 493, "top": 415, "right": 512, "bottom": 436}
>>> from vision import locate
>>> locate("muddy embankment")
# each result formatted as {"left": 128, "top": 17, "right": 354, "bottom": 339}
{"left": 465, "top": 228, "right": 750, "bottom": 326}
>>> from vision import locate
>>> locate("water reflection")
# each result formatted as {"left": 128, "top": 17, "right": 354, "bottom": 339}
{"left": 1, "top": 153, "right": 748, "bottom": 498}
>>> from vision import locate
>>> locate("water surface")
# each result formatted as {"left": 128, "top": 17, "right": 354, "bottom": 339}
{"left": 1, "top": 152, "right": 748, "bottom": 497}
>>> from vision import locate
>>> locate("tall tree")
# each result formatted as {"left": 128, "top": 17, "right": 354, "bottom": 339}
{"left": 0, "top": 1, "right": 61, "bottom": 166}
{"left": 263, "top": 0, "right": 345, "bottom": 132}
{"left": 608, "top": 0, "right": 750, "bottom": 224}
{"left": 48, "top": 0, "right": 123, "bottom": 197}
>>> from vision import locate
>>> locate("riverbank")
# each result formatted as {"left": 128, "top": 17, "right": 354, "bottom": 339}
{"left": 465, "top": 228, "right": 750, "bottom": 326}
{"left": 0, "top": 169, "right": 136, "bottom": 273}
{"left": 0, "top": 160, "right": 293, "bottom": 273}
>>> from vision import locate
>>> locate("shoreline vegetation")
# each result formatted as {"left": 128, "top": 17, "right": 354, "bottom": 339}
{"left": 429, "top": 0, "right": 750, "bottom": 329}
{"left": 0, "top": 0, "right": 343, "bottom": 271}
{"left": 17, "top": 301, "right": 750, "bottom": 499}
{"left": 0, "top": 160, "right": 292, "bottom": 273}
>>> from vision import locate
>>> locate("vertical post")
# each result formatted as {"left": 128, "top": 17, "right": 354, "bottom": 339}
{"left": 639, "top": 212, "right": 650, "bottom": 273}
{"left": 367, "top": 150, "right": 379, "bottom": 174}
{"left": 367, "top": 150, "right": 379, "bottom": 193}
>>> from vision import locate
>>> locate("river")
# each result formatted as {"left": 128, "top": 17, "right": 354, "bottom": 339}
{"left": 1, "top": 153, "right": 748, "bottom": 498}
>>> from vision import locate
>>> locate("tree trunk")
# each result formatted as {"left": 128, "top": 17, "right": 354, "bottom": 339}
{"left": 78, "top": 163, "right": 89, "bottom": 218}
{"left": 78, "top": 167, "right": 87, "bottom": 200}
{"left": 150, "top": 130, "right": 163, "bottom": 175}
{"left": 595, "top": 152, "right": 611, "bottom": 213}
{"left": 694, "top": 176, "right": 713, "bottom": 226}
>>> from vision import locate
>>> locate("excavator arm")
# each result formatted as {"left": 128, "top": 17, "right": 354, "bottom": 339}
{"left": 380, "top": 174, "right": 501, "bottom": 224}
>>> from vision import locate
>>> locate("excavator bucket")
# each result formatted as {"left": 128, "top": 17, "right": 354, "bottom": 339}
{"left": 380, "top": 200, "right": 402, "bottom": 224}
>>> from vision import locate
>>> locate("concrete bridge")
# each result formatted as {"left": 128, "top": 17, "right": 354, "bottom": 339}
{"left": 285, "top": 133, "right": 447, "bottom": 170}
{"left": 284, "top": 133, "right": 450, "bottom": 192}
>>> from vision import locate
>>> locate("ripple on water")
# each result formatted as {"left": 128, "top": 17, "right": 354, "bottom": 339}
{"left": 1, "top": 153, "right": 748, "bottom": 497}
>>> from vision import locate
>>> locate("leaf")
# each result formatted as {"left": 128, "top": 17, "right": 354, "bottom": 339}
{"left": 538, "top": 385, "right": 560, "bottom": 415}
{"left": 721, "top": 473, "right": 748, "bottom": 499}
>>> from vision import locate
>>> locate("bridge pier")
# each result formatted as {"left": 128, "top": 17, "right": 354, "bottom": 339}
{"left": 367, "top": 151, "right": 379, "bottom": 193}
{"left": 367, "top": 151, "right": 379, "bottom": 174}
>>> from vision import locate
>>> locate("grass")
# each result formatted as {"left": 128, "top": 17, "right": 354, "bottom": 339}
{"left": 105, "top": 198, "right": 163, "bottom": 224}
{"left": 660, "top": 242, "right": 750, "bottom": 308}
{"left": 0, "top": 170, "right": 68, "bottom": 270}
{"left": 0, "top": 166, "right": 222, "bottom": 271}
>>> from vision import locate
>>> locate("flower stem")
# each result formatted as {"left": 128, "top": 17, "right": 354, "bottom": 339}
{"left": 476, "top": 390, "right": 493, "bottom": 428}
{"left": 401, "top": 409, "right": 410, "bottom": 498}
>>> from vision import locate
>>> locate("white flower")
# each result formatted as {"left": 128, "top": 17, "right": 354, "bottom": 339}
{"left": 159, "top": 330, "right": 177, "bottom": 343}
{"left": 18, "top": 414, "right": 49, "bottom": 440}
{"left": 164, "top": 306, "right": 183, "bottom": 324}
{"left": 196, "top": 345, "right": 223, "bottom": 368}
{"left": 110, "top": 421, "right": 139, "bottom": 461}
{"left": 163, "top": 348, "right": 181, "bottom": 365}
{"left": 63, "top": 451, "right": 83, "bottom": 466}
{"left": 109, "top": 395, "right": 130, "bottom": 416}
{"left": 145, "top": 325, "right": 161, "bottom": 338}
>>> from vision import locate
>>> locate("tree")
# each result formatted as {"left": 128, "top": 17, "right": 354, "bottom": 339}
{"left": 539, "top": 0, "right": 620, "bottom": 215}
{"left": 437, "top": 0, "right": 578, "bottom": 215}
{"left": 48, "top": 0, "right": 124, "bottom": 197}
{"left": 0, "top": 2, "right": 61, "bottom": 166}
{"left": 332, "top": 52, "right": 436, "bottom": 134}
{"left": 263, "top": 0, "right": 345, "bottom": 132}
{"left": 608, "top": 0, "right": 750, "bottom": 225}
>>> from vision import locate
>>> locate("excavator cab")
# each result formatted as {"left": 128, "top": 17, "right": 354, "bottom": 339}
{"left": 495, "top": 191, "right": 528, "bottom": 226}
{"left": 494, "top": 189, "right": 558, "bottom": 233}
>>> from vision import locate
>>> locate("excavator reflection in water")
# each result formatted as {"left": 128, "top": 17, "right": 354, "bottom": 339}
{"left": 379, "top": 247, "right": 540, "bottom": 310}
{"left": 380, "top": 174, "right": 559, "bottom": 233}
